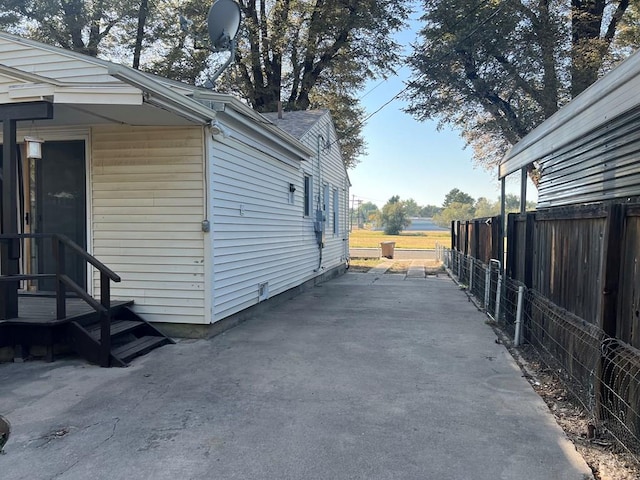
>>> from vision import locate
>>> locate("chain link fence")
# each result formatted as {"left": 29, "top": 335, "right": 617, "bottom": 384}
{"left": 436, "top": 245, "right": 640, "bottom": 461}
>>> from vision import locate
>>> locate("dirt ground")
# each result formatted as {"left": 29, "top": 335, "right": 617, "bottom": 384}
{"left": 347, "top": 259, "right": 444, "bottom": 275}
{"left": 501, "top": 338, "right": 640, "bottom": 480}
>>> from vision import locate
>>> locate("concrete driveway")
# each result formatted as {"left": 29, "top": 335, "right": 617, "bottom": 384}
{"left": 1, "top": 270, "right": 591, "bottom": 480}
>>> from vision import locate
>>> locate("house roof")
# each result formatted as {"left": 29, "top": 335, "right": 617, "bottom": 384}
{"left": 499, "top": 47, "right": 640, "bottom": 179}
{"left": 0, "top": 31, "right": 313, "bottom": 160}
{"left": 262, "top": 108, "right": 351, "bottom": 186}
{"left": 261, "top": 110, "right": 328, "bottom": 139}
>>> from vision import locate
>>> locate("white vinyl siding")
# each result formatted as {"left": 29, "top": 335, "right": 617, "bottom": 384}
{"left": 0, "top": 33, "right": 351, "bottom": 330}
{"left": 209, "top": 111, "right": 349, "bottom": 322}
{"left": 295, "top": 112, "right": 350, "bottom": 270}
{"left": 210, "top": 135, "right": 319, "bottom": 322}
{"left": 0, "top": 38, "right": 118, "bottom": 83}
{"left": 91, "top": 125, "right": 207, "bottom": 324}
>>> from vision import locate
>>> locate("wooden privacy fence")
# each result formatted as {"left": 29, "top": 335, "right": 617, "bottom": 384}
{"left": 451, "top": 215, "right": 501, "bottom": 265}
{"left": 453, "top": 202, "right": 640, "bottom": 349}
{"left": 507, "top": 203, "right": 640, "bottom": 349}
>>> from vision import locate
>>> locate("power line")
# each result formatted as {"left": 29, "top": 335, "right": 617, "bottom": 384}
{"left": 330, "top": 0, "right": 503, "bottom": 149}
{"left": 358, "top": 64, "right": 408, "bottom": 101}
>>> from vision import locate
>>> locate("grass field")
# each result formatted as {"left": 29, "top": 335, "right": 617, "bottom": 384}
{"left": 349, "top": 229, "right": 450, "bottom": 249}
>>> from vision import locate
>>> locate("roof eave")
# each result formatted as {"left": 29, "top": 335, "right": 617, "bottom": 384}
{"left": 499, "top": 47, "right": 640, "bottom": 179}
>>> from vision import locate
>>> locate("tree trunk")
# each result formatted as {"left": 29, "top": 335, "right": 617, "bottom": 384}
{"left": 133, "top": 0, "right": 149, "bottom": 70}
{"left": 570, "top": 0, "right": 629, "bottom": 97}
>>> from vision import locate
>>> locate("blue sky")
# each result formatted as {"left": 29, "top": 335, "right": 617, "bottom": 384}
{"left": 349, "top": 13, "right": 536, "bottom": 209}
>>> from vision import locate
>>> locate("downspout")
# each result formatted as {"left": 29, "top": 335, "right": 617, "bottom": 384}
{"left": 315, "top": 134, "right": 325, "bottom": 271}
{"left": 203, "top": 121, "right": 214, "bottom": 324}
{"left": 500, "top": 176, "right": 506, "bottom": 274}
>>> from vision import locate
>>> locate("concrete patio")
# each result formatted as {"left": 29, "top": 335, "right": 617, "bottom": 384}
{"left": 1, "top": 270, "right": 592, "bottom": 479}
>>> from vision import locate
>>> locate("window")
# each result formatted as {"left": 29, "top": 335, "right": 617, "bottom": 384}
{"left": 333, "top": 189, "right": 339, "bottom": 234}
{"left": 323, "top": 184, "right": 330, "bottom": 214}
{"left": 304, "top": 175, "right": 312, "bottom": 216}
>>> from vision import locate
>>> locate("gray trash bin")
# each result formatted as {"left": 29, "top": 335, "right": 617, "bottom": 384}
{"left": 380, "top": 241, "right": 396, "bottom": 259}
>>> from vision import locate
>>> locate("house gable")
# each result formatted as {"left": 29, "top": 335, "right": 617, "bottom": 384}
{"left": 0, "top": 34, "right": 119, "bottom": 84}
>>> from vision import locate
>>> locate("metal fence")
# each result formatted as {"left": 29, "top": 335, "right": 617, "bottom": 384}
{"left": 437, "top": 246, "right": 640, "bottom": 461}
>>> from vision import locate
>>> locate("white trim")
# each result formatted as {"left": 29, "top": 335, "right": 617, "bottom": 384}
{"left": 84, "top": 132, "right": 93, "bottom": 296}
{"left": 204, "top": 131, "right": 214, "bottom": 324}
{"left": 32, "top": 129, "right": 91, "bottom": 292}
{"left": 0, "top": 128, "right": 93, "bottom": 293}
{"left": 108, "top": 65, "right": 216, "bottom": 123}
{"left": 6, "top": 82, "right": 142, "bottom": 105}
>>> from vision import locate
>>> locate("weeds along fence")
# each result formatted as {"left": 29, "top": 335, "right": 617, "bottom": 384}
{"left": 441, "top": 204, "right": 640, "bottom": 461}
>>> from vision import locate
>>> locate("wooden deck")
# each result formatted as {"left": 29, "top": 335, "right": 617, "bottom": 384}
{"left": 0, "top": 295, "right": 136, "bottom": 363}
{"left": 0, "top": 296, "right": 133, "bottom": 326}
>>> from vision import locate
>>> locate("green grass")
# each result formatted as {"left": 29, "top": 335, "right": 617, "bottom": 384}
{"left": 349, "top": 229, "right": 450, "bottom": 249}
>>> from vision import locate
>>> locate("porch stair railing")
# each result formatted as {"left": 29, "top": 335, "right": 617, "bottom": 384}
{"left": 0, "top": 233, "right": 173, "bottom": 367}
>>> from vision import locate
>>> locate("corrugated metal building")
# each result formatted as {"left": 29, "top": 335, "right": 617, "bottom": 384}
{"left": 0, "top": 32, "right": 349, "bottom": 331}
{"left": 500, "top": 48, "right": 640, "bottom": 208}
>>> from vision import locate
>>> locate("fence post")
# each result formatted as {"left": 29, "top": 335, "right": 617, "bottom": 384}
{"left": 596, "top": 203, "right": 626, "bottom": 421}
{"left": 599, "top": 203, "right": 626, "bottom": 337}
{"left": 514, "top": 285, "right": 525, "bottom": 346}
{"left": 523, "top": 213, "right": 535, "bottom": 288}
{"left": 484, "top": 267, "right": 490, "bottom": 309}
{"left": 473, "top": 219, "right": 481, "bottom": 261}
{"left": 457, "top": 251, "right": 461, "bottom": 280}
{"left": 100, "top": 273, "right": 112, "bottom": 368}
{"left": 469, "top": 258, "right": 474, "bottom": 292}
{"left": 464, "top": 221, "right": 470, "bottom": 257}
{"left": 491, "top": 215, "right": 501, "bottom": 262}
{"left": 495, "top": 272, "right": 502, "bottom": 322}
{"left": 53, "top": 236, "right": 66, "bottom": 320}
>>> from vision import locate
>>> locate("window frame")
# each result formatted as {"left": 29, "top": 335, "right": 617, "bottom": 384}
{"left": 303, "top": 174, "right": 312, "bottom": 217}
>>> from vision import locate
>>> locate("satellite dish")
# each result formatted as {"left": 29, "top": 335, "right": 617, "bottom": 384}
{"left": 205, "top": 0, "right": 242, "bottom": 85}
{"left": 207, "top": 0, "right": 241, "bottom": 52}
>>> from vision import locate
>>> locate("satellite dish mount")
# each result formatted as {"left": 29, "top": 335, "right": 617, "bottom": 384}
{"left": 179, "top": 0, "right": 241, "bottom": 87}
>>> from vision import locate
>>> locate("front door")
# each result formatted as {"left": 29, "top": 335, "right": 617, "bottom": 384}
{"left": 30, "top": 140, "right": 87, "bottom": 291}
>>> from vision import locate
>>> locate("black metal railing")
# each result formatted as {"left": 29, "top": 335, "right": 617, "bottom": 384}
{"left": 0, "top": 233, "right": 121, "bottom": 367}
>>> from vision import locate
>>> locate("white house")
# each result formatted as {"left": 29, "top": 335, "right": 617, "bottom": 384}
{"left": 0, "top": 31, "right": 350, "bottom": 342}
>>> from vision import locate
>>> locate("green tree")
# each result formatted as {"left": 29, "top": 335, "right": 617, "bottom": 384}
{"left": 356, "top": 201, "right": 379, "bottom": 228}
{"left": 474, "top": 197, "right": 499, "bottom": 218}
{"left": 380, "top": 196, "right": 411, "bottom": 235}
{"left": 432, "top": 201, "right": 475, "bottom": 227}
{"left": 612, "top": 1, "right": 640, "bottom": 54}
{"left": 157, "top": 0, "right": 410, "bottom": 168}
{"left": 504, "top": 193, "right": 521, "bottom": 212}
{"left": 443, "top": 188, "right": 475, "bottom": 208}
{"left": 360, "top": 202, "right": 379, "bottom": 218}
{"left": 0, "top": 0, "right": 142, "bottom": 58}
{"left": 1, "top": 0, "right": 410, "bottom": 169}
{"left": 502, "top": 193, "right": 536, "bottom": 212}
{"left": 406, "top": 0, "right": 634, "bottom": 181}
{"left": 402, "top": 198, "right": 421, "bottom": 217}
{"left": 419, "top": 204, "right": 441, "bottom": 217}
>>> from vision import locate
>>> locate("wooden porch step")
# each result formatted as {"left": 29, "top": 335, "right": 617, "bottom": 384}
{"left": 111, "top": 336, "right": 171, "bottom": 364}
{"left": 86, "top": 320, "right": 141, "bottom": 340}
